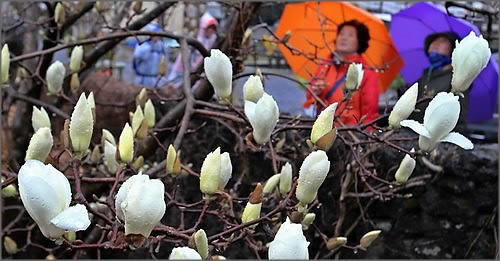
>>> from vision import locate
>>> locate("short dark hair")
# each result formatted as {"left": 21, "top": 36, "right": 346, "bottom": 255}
{"left": 337, "top": 20, "right": 370, "bottom": 54}
{"left": 424, "top": 31, "right": 460, "bottom": 56}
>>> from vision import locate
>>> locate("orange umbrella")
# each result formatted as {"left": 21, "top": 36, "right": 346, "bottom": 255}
{"left": 275, "top": 2, "right": 404, "bottom": 92}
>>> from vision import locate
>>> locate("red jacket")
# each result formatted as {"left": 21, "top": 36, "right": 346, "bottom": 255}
{"left": 304, "top": 54, "right": 379, "bottom": 126}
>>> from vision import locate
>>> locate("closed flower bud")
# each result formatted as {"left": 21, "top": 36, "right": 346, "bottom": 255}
{"left": 46, "top": 61, "right": 66, "bottom": 96}
{"left": 136, "top": 88, "right": 148, "bottom": 108}
{"left": 241, "top": 183, "right": 263, "bottom": 225}
{"left": 158, "top": 56, "right": 167, "bottom": 77}
{"left": 2, "top": 44, "right": 10, "bottom": 84}
{"left": 358, "top": 230, "right": 381, "bottom": 250}
{"left": 268, "top": 217, "right": 309, "bottom": 259}
{"left": 87, "top": 92, "right": 96, "bottom": 122}
{"left": 243, "top": 75, "right": 264, "bottom": 103}
{"left": 118, "top": 123, "right": 134, "bottom": 163}
{"left": 131, "top": 105, "right": 144, "bottom": 136}
{"left": 282, "top": 30, "right": 292, "bottom": 44}
{"left": 401, "top": 92, "right": 473, "bottom": 152}
{"left": 3, "top": 236, "right": 18, "bottom": 254}
{"left": 166, "top": 144, "right": 181, "bottom": 176}
{"left": 326, "top": 237, "right": 347, "bottom": 250}
{"left": 70, "top": 73, "right": 80, "bottom": 93}
{"left": 132, "top": 155, "right": 144, "bottom": 170}
{"left": 204, "top": 49, "right": 233, "bottom": 103}
{"left": 244, "top": 92, "right": 279, "bottom": 144}
{"left": 115, "top": 173, "right": 166, "bottom": 237}
{"left": 70, "top": 46, "right": 84, "bottom": 73}
{"left": 90, "top": 145, "right": 101, "bottom": 163}
{"left": 69, "top": 93, "right": 94, "bottom": 157}
{"left": 199, "top": 147, "right": 232, "bottom": 195}
{"left": 263, "top": 174, "right": 280, "bottom": 194}
{"left": 255, "top": 68, "right": 264, "bottom": 83}
{"left": 301, "top": 213, "right": 316, "bottom": 228}
{"left": 394, "top": 149, "right": 416, "bottom": 185}
{"left": 310, "top": 103, "right": 338, "bottom": 150}
{"left": 451, "top": 31, "right": 491, "bottom": 94}
{"left": 103, "top": 140, "right": 119, "bottom": 174}
{"left": 169, "top": 247, "right": 202, "bottom": 260}
{"left": 2, "top": 182, "right": 18, "bottom": 198}
{"left": 18, "top": 160, "right": 91, "bottom": 239}
{"left": 241, "top": 28, "right": 253, "bottom": 47}
{"left": 64, "top": 231, "right": 76, "bottom": 242}
{"left": 144, "top": 99, "right": 155, "bottom": 128}
{"left": 101, "top": 129, "right": 116, "bottom": 146}
{"left": 344, "top": 63, "right": 363, "bottom": 91}
{"left": 194, "top": 229, "right": 209, "bottom": 259}
{"left": 279, "top": 162, "right": 292, "bottom": 196}
{"left": 54, "top": 3, "right": 65, "bottom": 27}
{"left": 32, "top": 106, "right": 51, "bottom": 132}
{"left": 26, "top": 127, "right": 53, "bottom": 162}
{"left": 211, "top": 255, "right": 227, "bottom": 260}
{"left": 388, "top": 82, "right": 418, "bottom": 129}
{"left": 296, "top": 150, "right": 330, "bottom": 206}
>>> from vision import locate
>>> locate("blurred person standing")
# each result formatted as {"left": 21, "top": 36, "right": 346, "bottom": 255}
{"left": 133, "top": 22, "right": 168, "bottom": 87}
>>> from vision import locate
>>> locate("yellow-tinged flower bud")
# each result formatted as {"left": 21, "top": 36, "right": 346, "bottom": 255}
{"left": 45, "top": 254, "right": 56, "bottom": 260}
{"left": 118, "top": 123, "right": 134, "bottom": 163}
{"left": 279, "top": 162, "right": 292, "bottom": 196}
{"left": 132, "top": 155, "right": 144, "bottom": 170}
{"left": 241, "top": 28, "right": 253, "bottom": 48}
{"left": 136, "top": 88, "right": 148, "bottom": 108}
{"left": 3, "top": 236, "right": 18, "bottom": 254}
{"left": 326, "top": 237, "right": 347, "bottom": 250}
{"left": 159, "top": 56, "right": 167, "bottom": 77}
{"left": 103, "top": 140, "right": 119, "bottom": 174}
{"left": 70, "top": 46, "right": 84, "bottom": 73}
{"left": 32, "top": 106, "right": 51, "bottom": 132}
{"left": 211, "top": 255, "right": 227, "bottom": 260}
{"left": 2, "top": 44, "right": 10, "bottom": 84}
{"left": 344, "top": 63, "right": 363, "bottom": 92}
{"left": 199, "top": 147, "right": 221, "bottom": 195}
{"left": 69, "top": 93, "right": 94, "bottom": 157}
{"left": 131, "top": 105, "right": 144, "bottom": 136}
{"left": 2, "top": 180, "right": 18, "bottom": 198}
{"left": 263, "top": 174, "right": 280, "bottom": 194}
{"left": 166, "top": 144, "right": 181, "bottom": 176}
{"left": 25, "top": 127, "right": 53, "bottom": 162}
{"left": 358, "top": 230, "right": 381, "bottom": 250}
{"left": 101, "top": 129, "right": 115, "bottom": 146}
{"left": 194, "top": 229, "right": 209, "bottom": 259}
{"left": 46, "top": 61, "right": 66, "bottom": 96}
{"left": 241, "top": 183, "right": 263, "bottom": 225}
{"left": 394, "top": 149, "right": 416, "bottom": 185}
{"left": 70, "top": 73, "right": 80, "bottom": 93}
{"left": 64, "top": 231, "right": 76, "bottom": 242}
{"left": 144, "top": 99, "right": 155, "bottom": 128}
{"left": 87, "top": 92, "right": 96, "bottom": 122}
{"left": 54, "top": 3, "right": 65, "bottom": 27}
{"left": 301, "top": 213, "right": 316, "bottom": 228}
{"left": 90, "top": 145, "right": 101, "bottom": 163}
{"left": 243, "top": 75, "right": 264, "bottom": 103}
{"left": 311, "top": 103, "right": 338, "bottom": 150}
{"left": 255, "top": 68, "right": 264, "bottom": 83}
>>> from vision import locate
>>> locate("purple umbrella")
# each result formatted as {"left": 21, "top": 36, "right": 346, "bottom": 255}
{"left": 391, "top": 2, "right": 498, "bottom": 123}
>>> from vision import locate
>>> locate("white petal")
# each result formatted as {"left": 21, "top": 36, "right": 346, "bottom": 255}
{"left": 204, "top": 49, "right": 233, "bottom": 99}
{"left": 250, "top": 93, "right": 280, "bottom": 144}
{"left": 243, "top": 75, "right": 264, "bottom": 103}
{"left": 244, "top": 100, "right": 257, "bottom": 124}
{"left": 441, "top": 132, "right": 474, "bottom": 150}
{"left": 115, "top": 174, "right": 149, "bottom": 221}
{"left": 400, "top": 120, "right": 431, "bottom": 138}
{"left": 388, "top": 83, "right": 418, "bottom": 128}
{"left": 311, "top": 103, "right": 337, "bottom": 143}
{"left": 199, "top": 147, "right": 221, "bottom": 195}
{"left": 169, "top": 247, "right": 202, "bottom": 260}
{"left": 269, "top": 218, "right": 310, "bottom": 259}
{"left": 51, "top": 204, "right": 90, "bottom": 231}
{"left": 219, "top": 152, "right": 232, "bottom": 189}
{"left": 296, "top": 150, "right": 330, "bottom": 205}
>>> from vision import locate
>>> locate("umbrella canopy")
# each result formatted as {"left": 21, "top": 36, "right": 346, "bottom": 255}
{"left": 275, "top": 1, "right": 403, "bottom": 93}
{"left": 391, "top": 2, "right": 498, "bottom": 123}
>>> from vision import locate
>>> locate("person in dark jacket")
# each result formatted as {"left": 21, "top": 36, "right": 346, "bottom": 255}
{"left": 400, "top": 31, "right": 469, "bottom": 134}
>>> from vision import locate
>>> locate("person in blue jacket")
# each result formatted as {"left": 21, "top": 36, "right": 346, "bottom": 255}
{"left": 133, "top": 22, "right": 168, "bottom": 87}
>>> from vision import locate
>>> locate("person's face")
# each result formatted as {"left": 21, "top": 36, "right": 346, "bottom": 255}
{"left": 335, "top": 25, "right": 358, "bottom": 55}
{"left": 428, "top": 36, "right": 452, "bottom": 56}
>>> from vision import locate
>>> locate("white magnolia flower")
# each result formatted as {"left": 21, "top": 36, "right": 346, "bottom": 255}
{"left": 118, "top": 123, "right": 134, "bottom": 163}
{"left": 394, "top": 149, "right": 416, "bottom": 184}
{"left": 279, "top": 162, "right": 292, "bottom": 196}
{"left": 204, "top": 49, "right": 233, "bottom": 101}
{"left": 388, "top": 82, "right": 418, "bottom": 129}
{"left": 46, "top": 61, "right": 66, "bottom": 95}
{"left": 296, "top": 150, "right": 330, "bottom": 205}
{"left": 199, "top": 147, "right": 232, "bottom": 195}
{"left": 400, "top": 92, "right": 473, "bottom": 152}
{"left": 25, "top": 127, "right": 53, "bottom": 162}
{"left": 2, "top": 44, "right": 10, "bottom": 84}
{"left": 32, "top": 106, "right": 51, "bottom": 132}
{"left": 243, "top": 75, "right": 264, "bottom": 103}
{"left": 268, "top": 217, "right": 309, "bottom": 259}
{"left": 344, "top": 63, "right": 363, "bottom": 91}
{"left": 103, "top": 140, "right": 119, "bottom": 174}
{"left": 244, "top": 92, "right": 280, "bottom": 144}
{"left": 18, "top": 160, "right": 90, "bottom": 239}
{"left": 70, "top": 46, "right": 84, "bottom": 73}
{"left": 310, "top": 102, "right": 338, "bottom": 145}
{"left": 451, "top": 31, "right": 491, "bottom": 94}
{"left": 169, "top": 247, "right": 202, "bottom": 260}
{"left": 115, "top": 173, "right": 166, "bottom": 237}
{"left": 69, "top": 93, "right": 94, "bottom": 155}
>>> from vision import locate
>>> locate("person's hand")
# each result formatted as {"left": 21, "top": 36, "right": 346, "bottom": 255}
{"left": 311, "top": 80, "right": 325, "bottom": 95}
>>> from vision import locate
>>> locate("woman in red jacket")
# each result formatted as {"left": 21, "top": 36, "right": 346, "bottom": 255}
{"left": 304, "top": 20, "right": 379, "bottom": 126}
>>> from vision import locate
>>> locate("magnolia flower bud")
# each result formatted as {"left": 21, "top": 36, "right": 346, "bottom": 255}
{"left": 90, "top": 145, "right": 101, "bottom": 163}
{"left": 388, "top": 82, "right": 418, "bottom": 129}
{"left": 199, "top": 147, "right": 232, "bottom": 195}
{"left": 282, "top": 30, "right": 292, "bottom": 44}
{"left": 64, "top": 231, "right": 76, "bottom": 242}
{"left": 70, "top": 46, "right": 84, "bottom": 73}
{"left": 136, "top": 88, "right": 148, "bottom": 108}
{"left": 54, "top": 3, "right": 65, "bottom": 27}
{"left": 194, "top": 229, "right": 209, "bottom": 259}
{"left": 394, "top": 149, "right": 416, "bottom": 185}
{"left": 451, "top": 31, "right": 491, "bottom": 94}
{"left": 358, "top": 230, "right": 381, "bottom": 250}
{"left": 400, "top": 92, "right": 473, "bottom": 152}
{"left": 310, "top": 103, "right": 338, "bottom": 150}
{"left": 301, "top": 213, "right": 316, "bottom": 228}
{"left": 296, "top": 150, "right": 330, "bottom": 206}
{"left": 144, "top": 99, "right": 155, "bottom": 128}
{"left": 18, "top": 160, "right": 90, "bottom": 239}
{"left": 244, "top": 92, "right": 279, "bottom": 144}
{"left": 2, "top": 44, "right": 10, "bottom": 84}
{"left": 132, "top": 1, "right": 143, "bottom": 14}
{"left": 204, "top": 49, "right": 233, "bottom": 102}
{"left": 243, "top": 75, "right": 264, "bottom": 103}
{"left": 115, "top": 173, "right": 166, "bottom": 237}
{"left": 279, "top": 162, "right": 292, "bottom": 196}
{"left": 2, "top": 182, "right": 18, "bottom": 198}
{"left": 166, "top": 144, "right": 181, "bottom": 177}
{"left": 241, "top": 28, "right": 253, "bottom": 47}
{"left": 26, "top": 127, "right": 53, "bottom": 162}
{"left": 101, "top": 129, "right": 116, "bottom": 146}
{"left": 87, "top": 92, "right": 96, "bottom": 122}
{"left": 326, "top": 237, "right": 347, "bottom": 250}
{"left": 131, "top": 105, "right": 144, "bottom": 136}
{"left": 69, "top": 93, "right": 94, "bottom": 157}
{"left": 169, "top": 247, "right": 202, "bottom": 260}
{"left": 344, "top": 63, "right": 363, "bottom": 92}
{"left": 211, "top": 255, "right": 227, "bottom": 260}
{"left": 70, "top": 73, "right": 80, "bottom": 93}
{"left": 263, "top": 174, "right": 280, "bottom": 194}
{"left": 32, "top": 106, "right": 51, "bottom": 132}
{"left": 241, "top": 183, "right": 263, "bottom": 225}
{"left": 103, "top": 140, "right": 119, "bottom": 174}
{"left": 3, "top": 236, "right": 18, "bottom": 254}
{"left": 158, "top": 56, "right": 167, "bottom": 77}
{"left": 132, "top": 155, "right": 144, "bottom": 170}
{"left": 46, "top": 61, "right": 66, "bottom": 95}
{"left": 255, "top": 68, "right": 264, "bottom": 83}
{"left": 268, "top": 217, "right": 309, "bottom": 259}
{"left": 118, "top": 123, "right": 134, "bottom": 163}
